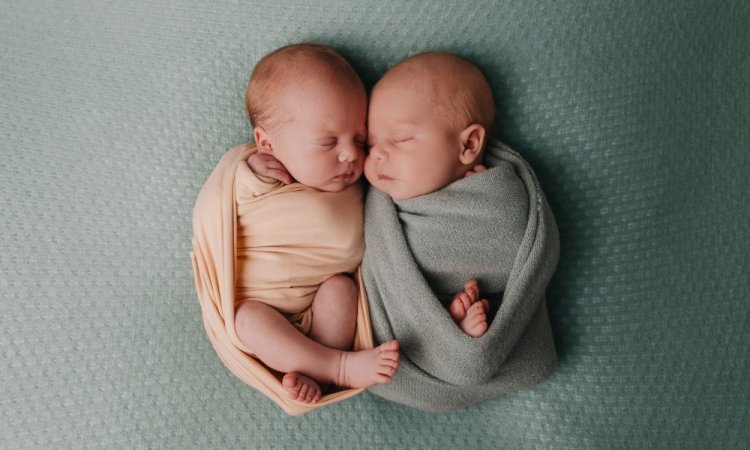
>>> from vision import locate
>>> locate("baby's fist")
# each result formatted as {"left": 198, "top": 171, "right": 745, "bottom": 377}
{"left": 248, "top": 152, "right": 293, "bottom": 185}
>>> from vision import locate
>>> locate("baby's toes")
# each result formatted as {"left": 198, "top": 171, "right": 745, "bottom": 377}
{"left": 449, "top": 293, "right": 472, "bottom": 321}
{"left": 470, "top": 320, "right": 489, "bottom": 338}
{"left": 378, "top": 343, "right": 400, "bottom": 365}
{"left": 305, "top": 384, "right": 321, "bottom": 403}
{"left": 378, "top": 339, "right": 400, "bottom": 354}
{"left": 466, "top": 303, "right": 486, "bottom": 321}
{"left": 464, "top": 311, "right": 488, "bottom": 338}
{"left": 378, "top": 360, "right": 398, "bottom": 377}
{"left": 463, "top": 279, "right": 479, "bottom": 300}
{"left": 282, "top": 373, "right": 301, "bottom": 396}
{"left": 297, "top": 382, "right": 311, "bottom": 401}
{"left": 449, "top": 300, "right": 464, "bottom": 321}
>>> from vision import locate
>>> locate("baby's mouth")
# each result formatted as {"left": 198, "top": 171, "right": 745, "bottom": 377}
{"left": 377, "top": 173, "right": 393, "bottom": 181}
{"left": 335, "top": 169, "right": 355, "bottom": 180}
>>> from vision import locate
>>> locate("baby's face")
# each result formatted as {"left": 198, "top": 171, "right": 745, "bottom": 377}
{"left": 267, "top": 79, "right": 366, "bottom": 192}
{"left": 365, "top": 82, "right": 465, "bottom": 200}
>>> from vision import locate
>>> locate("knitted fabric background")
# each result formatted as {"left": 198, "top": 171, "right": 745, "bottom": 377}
{"left": 2, "top": 1, "right": 748, "bottom": 448}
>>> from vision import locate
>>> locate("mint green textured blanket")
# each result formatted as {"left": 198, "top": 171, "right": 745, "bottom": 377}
{"left": 363, "top": 140, "right": 560, "bottom": 411}
{"left": 5, "top": 1, "right": 748, "bottom": 447}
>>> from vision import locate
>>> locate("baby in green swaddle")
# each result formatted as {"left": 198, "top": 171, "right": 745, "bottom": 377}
{"left": 364, "top": 51, "right": 496, "bottom": 337}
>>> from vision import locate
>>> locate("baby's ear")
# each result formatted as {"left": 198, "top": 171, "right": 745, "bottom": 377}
{"left": 253, "top": 126, "right": 273, "bottom": 153}
{"left": 458, "top": 124, "right": 486, "bottom": 165}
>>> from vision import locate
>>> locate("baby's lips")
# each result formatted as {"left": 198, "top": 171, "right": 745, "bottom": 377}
{"left": 334, "top": 170, "right": 355, "bottom": 181}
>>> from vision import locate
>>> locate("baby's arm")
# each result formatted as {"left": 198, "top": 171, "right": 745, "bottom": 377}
{"left": 248, "top": 152, "right": 293, "bottom": 185}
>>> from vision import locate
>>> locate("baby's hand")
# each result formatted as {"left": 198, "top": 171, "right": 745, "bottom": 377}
{"left": 248, "top": 153, "right": 293, "bottom": 185}
{"left": 464, "top": 164, "right": 487, "bottom": 177}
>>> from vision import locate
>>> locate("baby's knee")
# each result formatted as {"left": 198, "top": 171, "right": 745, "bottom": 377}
{"left": 318, "top": 274, "right": 358, "bottom": 305}
{"left": 234, "top": 301, "right": 271, "bottom": 343}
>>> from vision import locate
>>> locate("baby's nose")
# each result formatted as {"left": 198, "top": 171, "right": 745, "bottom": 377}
{"left": 339, "top": 141, "right": 362, "bottom": 162}
{"left": 368, "top": 144, "right": 385, "bottom": 160}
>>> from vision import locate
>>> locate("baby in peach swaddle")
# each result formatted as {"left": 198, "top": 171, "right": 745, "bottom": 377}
{"left": 192, "top": 44, "right": 399, "bottom": 411}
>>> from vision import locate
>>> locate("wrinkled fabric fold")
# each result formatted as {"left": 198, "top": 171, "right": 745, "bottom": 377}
{"left": 362, "top": 140, "right": 559, "bottom": 411}
{"left": 190, "top": 144, "right": 374, "bottom": 415}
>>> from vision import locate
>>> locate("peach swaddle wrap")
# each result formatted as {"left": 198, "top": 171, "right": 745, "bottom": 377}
{"left": 190, "top": 144, "right": 374, "bottom": 415}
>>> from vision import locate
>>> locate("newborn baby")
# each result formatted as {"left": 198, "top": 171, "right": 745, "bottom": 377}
{"left": 365, "top": 51, "right": 496, "bottom": 337}
{"left": 233, "top": 44, "right": 399, "bottom": 404}
{"left": 361, "top": 51, "right": 559, "bottom": 410}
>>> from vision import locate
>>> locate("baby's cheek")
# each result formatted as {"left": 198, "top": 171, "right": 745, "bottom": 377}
{"left": 355, "top": 154, "right": 365, "bottom": 171}
{"left": 363, "top": 158, "right": 375, "bottom": 182}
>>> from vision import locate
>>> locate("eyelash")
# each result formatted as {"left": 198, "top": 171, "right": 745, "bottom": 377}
{"left": 319, "top": 140, "right": 366, "bottom": 150}
{"left": 365, "top": 138, "right": 410, "bottom": 151}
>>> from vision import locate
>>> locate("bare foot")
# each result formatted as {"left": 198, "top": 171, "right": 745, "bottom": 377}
{"left": 449, "top": 279, "right": 480, "bottom": 322}
{"left": 459, "top": 299, "right": 490, "bottom": 337}
{"left": 282, "top": 372, "right": 322, "bottom": 403}
{"left": 336, "top": 340, "right": 400, "bottom": 388}
{"left": 449, "top": 279, "right": 490, "bottom": 337}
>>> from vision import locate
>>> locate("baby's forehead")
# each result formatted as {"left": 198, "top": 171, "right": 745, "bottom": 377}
{"left": 381, "top": 58, "right": 475, "bottom": 98}
{"left": 373, "top": 70, "right": 465, "bottom": 115}
{"left": 373, "top": 52, "right": 495, "bottom": 130}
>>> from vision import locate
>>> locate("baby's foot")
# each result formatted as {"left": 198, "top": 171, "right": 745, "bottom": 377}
{"left": 282, "top": 372, "right": 322, "bottom": 403}
{"left": 449, "top": 279, "right": 480, "bottom": 322}
{"left": 459, "top": 299, "right": 490, "bottom": 338}
{"left": 336, "top": 340, "right": 400, "bottom": 388}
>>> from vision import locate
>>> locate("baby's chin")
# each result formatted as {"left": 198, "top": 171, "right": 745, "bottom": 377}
{"left": 364, "top": 168, "right": 421, "bottom": 200}
{"left": 375, "top": 180, "right": 448, "bottom": 201}
{"left": 367, "top": 180, "right": 411, "bottom": 200}
{"left": 364, "top": 175, "right": 389, "bottom": 195}
{"left": 314, "top": 177, "right": 362, "bottom": 193}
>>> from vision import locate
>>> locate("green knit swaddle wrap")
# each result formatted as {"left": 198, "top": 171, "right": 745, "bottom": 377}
{"left": 363, "top": 140, "right": 560, "bottom": 411}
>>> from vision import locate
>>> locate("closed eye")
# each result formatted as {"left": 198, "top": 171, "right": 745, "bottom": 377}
{"left": 317, "top": 139, "right": 337, "bottom": 149}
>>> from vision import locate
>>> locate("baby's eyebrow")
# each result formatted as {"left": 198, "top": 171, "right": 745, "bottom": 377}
{"left": 391, "top": 120, "right": 417, "bottom": 128}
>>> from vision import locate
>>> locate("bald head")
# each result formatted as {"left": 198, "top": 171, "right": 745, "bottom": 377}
{"left": 245, "top": 43, "right": 364, "bottom": 129}
{"left": 374, "top": 52, "right": 495, "bottom": 133}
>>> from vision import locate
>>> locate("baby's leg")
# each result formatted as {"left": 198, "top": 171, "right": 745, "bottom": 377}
{"left": 235, "top": 301, "right": 399, "bottom": 403}
{"left": 286, "top": 275, "right": 357, "bottom": 401}
{"left": 308, "top": 274, "right": 358, "bottom": 350}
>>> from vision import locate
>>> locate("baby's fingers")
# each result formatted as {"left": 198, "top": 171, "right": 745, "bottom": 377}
{"left": 266, "top": 168, "right": 293, "bottom": 185}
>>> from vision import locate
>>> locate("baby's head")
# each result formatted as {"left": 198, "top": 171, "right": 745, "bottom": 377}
{"left": 365, "top": 52, "right": 495, "bottom": 200}
{"left": 246, "top": 44, "right": 367, "bottom": 192}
